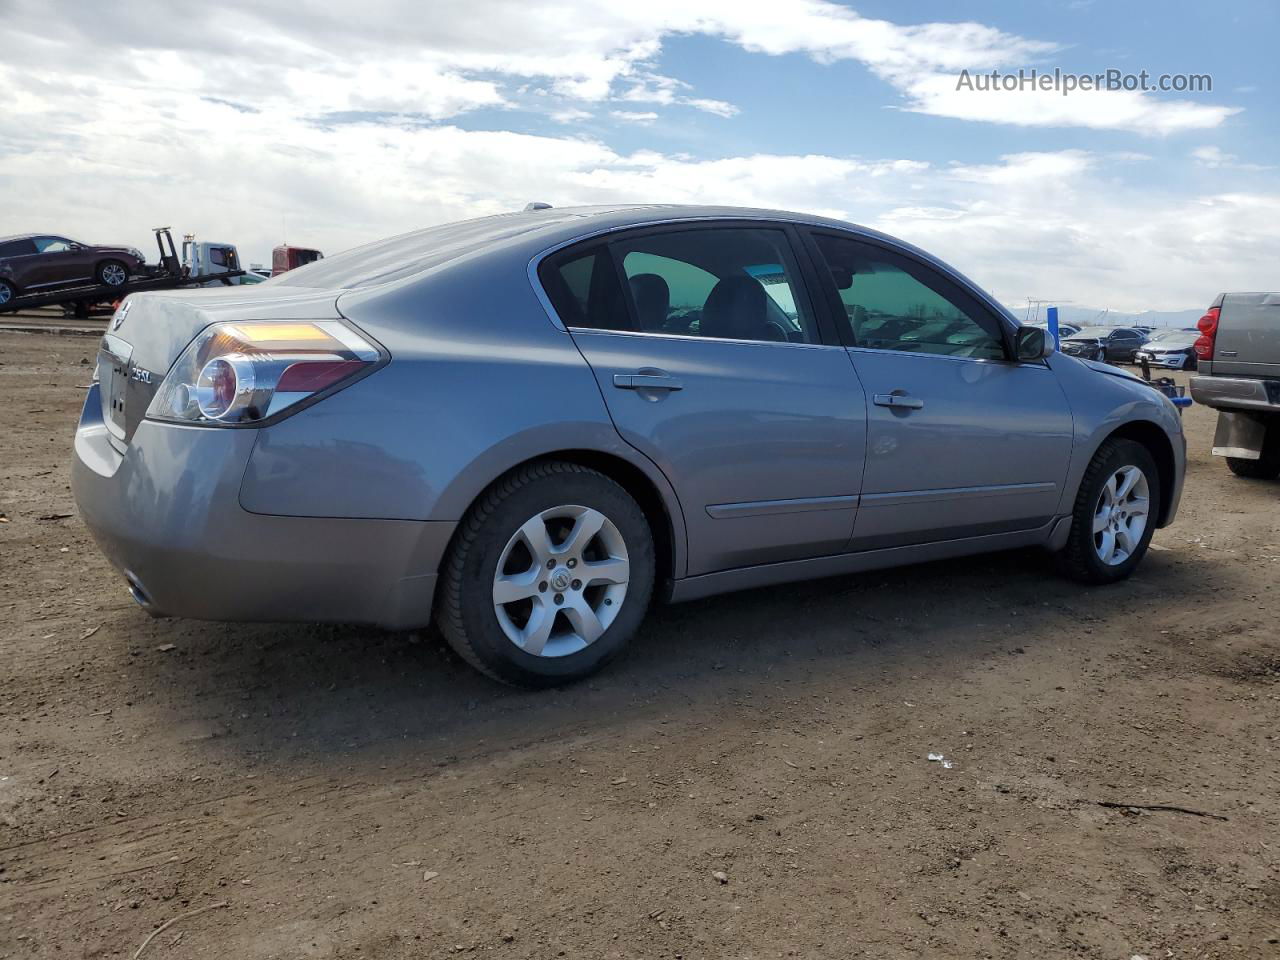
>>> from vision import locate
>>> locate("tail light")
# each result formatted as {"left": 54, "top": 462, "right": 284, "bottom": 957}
{"left": 1194, "top": 306, "right": 1220, "bottom": 361}
{"left": 147, "top": 320, "right": 382, "bottom": 426}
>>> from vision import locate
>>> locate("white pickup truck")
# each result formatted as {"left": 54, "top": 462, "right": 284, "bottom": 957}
{"left": 1189, "top": 293, "right": 1280, "bottom": 477}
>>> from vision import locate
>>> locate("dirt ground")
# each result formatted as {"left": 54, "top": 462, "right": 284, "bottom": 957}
{"left": 2, "top": 330, "right": 1278, "bottom": 960}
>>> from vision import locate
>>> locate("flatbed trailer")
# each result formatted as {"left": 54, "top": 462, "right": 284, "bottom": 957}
{"left": 0, "top": 269, "right": 245, "bottom": 316}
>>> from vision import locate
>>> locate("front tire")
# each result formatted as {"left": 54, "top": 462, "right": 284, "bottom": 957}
{"left": 96, "top": 260, "right": 129, "bottom": 288}
{"left": 436, "top": 461, "right": 655, "bottom": 687}
{"left": 1057, "top": 438, "right": 1161, "bottom": 584}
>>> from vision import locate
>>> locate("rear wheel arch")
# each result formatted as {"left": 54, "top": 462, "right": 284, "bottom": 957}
{"left": 441, "top": 449, "right": 685, "bottom": 593}
{"left": 1093, "top": 420, "right": 1176, "bottom": 526}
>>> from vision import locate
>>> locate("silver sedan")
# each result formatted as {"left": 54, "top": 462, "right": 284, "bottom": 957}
{"left": 73, "top": 205, "right": 1186, "bottom": 686}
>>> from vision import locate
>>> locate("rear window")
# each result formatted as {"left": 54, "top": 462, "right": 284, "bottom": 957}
{"left": 275, "top": 212, "right": 584, "bottom": 289}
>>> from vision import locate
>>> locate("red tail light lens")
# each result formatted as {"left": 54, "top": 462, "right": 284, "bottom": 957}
{"left": 1194, "top": 306, "right": 1220, "bottom": 361}
{"left": 147, "top": 321, "right": 382, "bottom": 425}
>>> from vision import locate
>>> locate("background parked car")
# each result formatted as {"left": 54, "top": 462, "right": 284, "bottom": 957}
{"left": 1135, "top": 328, "right": 1200, "bottom": 370}
{"left": 1060, "top": 326, "right": 1148, "bottom": 363}
{"left": 0, "top": 234, "right": 144, "bottom": 306}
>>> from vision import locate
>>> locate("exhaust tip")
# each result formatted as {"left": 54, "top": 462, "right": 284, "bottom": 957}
{"left": 125, "top": 574, "right": 164, "bottom": 618}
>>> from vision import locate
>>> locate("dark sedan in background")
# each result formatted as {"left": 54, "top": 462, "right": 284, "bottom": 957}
{"left": 1059, "top": 326, "right": 1148, "bottom": 363}
{"left": 0, "top": 234, "right": 145, "bottom": 306}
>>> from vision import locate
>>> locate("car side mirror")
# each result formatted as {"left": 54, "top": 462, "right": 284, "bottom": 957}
{"left": 1015, "top": 325, "right": 1053, "bottom": 361}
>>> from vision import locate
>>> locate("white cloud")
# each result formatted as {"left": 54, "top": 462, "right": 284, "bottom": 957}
{"left": 609, "top": 110, "right": 661, "bottom": 124}
{"left": 684, "top": 98, "right": 739, "bottom": 118}
{"left": 550, "top": 107, "right": 595, "bottom": 124}
{"left": 1191, "top": 145, "right": 1271, "bottom": 171}
{"left": 616, "top": 72, "right": 739, "bottom": 117}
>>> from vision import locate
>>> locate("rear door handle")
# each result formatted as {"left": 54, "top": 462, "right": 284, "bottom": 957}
{"left": 873, "top": 393, "right": 924, "bottom": 410}
{"left": 614, "top": 374, "right": 683, "bottom": 391}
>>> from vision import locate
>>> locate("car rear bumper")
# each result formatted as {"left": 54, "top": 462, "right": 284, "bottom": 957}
{"left": 1189, "top": 375, "right": 1280, "bottom": 413}
{"left": 71, "top": 385, "right": 453, "bottom": 630}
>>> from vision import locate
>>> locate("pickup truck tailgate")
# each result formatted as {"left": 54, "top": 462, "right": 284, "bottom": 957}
{"left": 1213, "top": 292, "right": 1280, "bottom": 378}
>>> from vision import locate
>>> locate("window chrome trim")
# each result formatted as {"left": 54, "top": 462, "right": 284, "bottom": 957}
{"left": 846, "top": 345, "right": 1051, "bottom": 369}
{"left": 568, "top": 325, "right": 844, "bottom": 351}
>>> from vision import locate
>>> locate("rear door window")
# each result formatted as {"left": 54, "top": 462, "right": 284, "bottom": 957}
{"left": 609, "top": 227, "right": 819, "bottom": 343}
{"left": 0, "top": 238, "right": 38, "bottom": 257}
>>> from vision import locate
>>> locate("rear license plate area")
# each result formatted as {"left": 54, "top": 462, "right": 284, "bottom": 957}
{"left": 98, "top": 333, "right": 133, "bottom": 441}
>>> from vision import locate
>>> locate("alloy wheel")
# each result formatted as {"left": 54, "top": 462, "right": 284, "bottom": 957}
{"left": 492, "top": 504, "right": 630, "bottom": 657}
{"left": 101, "top": 263, "right": 128, "bottom": 286}
{"left": 0, "top": 284, "right": 10, "bottom": 305}
{"left": 1092, "top": 465, "right": 1150, "bottom": 565}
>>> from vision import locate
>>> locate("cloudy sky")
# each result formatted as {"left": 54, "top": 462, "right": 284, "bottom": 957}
{"left": 2, "top": 0, "right": 1277, "bottom": 313}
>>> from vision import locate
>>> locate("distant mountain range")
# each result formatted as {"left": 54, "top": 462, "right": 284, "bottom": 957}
{"left": 1004, "top": 304, "right": 1204, "bottom": 330}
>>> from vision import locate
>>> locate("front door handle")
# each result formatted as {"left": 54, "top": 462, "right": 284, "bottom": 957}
{"left": 614, "top": 373, "right": 683, "bottom": 391}
{"left": 873, "top": 392, "right": 924, "bottom": 410}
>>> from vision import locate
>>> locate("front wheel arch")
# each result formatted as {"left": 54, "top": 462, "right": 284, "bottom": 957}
{"left": 1090, "top": 420, "right": 1177, "bottom": 527}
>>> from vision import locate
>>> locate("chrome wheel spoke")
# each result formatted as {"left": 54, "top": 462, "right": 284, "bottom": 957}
{"left": 1092, "top": 508, "right": 1110, "bottom": 534}
{"left": 1097, "top": 529, "right": 1116, "bottom": 564}
{"left": 1126, "top": 496, "right": 1150, "bottom": 518}
{"left": 1115, "top": 467, "right": 1140, "bottom": 500}
{"left": 1115, "top": 524, "right": 1134, "bottom": 558}
{"left": 518, "top": 516, "right": 555, "bottom": 565}
{"left": 519, "top": 601, "right": 555, "bottom": 656}
{"left": 562, "top": 596, "right": 605, "bottom": 645}
{"left": 582, "top": 556, "right": 629, "bottom": 587}
{"left": 492, "top": 568, "right": 542, "bottom": 605}
{"left": 560, "top": 508, "right": 605, "bottom": 557}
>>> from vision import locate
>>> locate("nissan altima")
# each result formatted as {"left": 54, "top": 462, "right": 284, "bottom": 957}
{"left": 72, "top": 205, "right": 1185, "bottom": 686}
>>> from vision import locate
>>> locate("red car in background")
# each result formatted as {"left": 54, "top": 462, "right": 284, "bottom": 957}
{"left": 0, "top": 234, "right": 145, "bottom": 306}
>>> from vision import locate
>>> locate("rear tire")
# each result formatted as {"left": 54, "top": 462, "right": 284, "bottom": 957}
{"left": 1057, "top": 438, "right": 1161, "bottom": 585}
{"left": 435, "top": 461, "right": 655, "bottom": 687}
{"left": 96, "top": 260, "right": 129, "bottom": 288}
{"left": 0, "top": 279, "right": 15, "bottom": 305}
{"left": 1226, "top": 418, "right": 1280, "bottom": 479}
{"left": 1226, "top": 457, "right": 1280, "bottom": 479}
